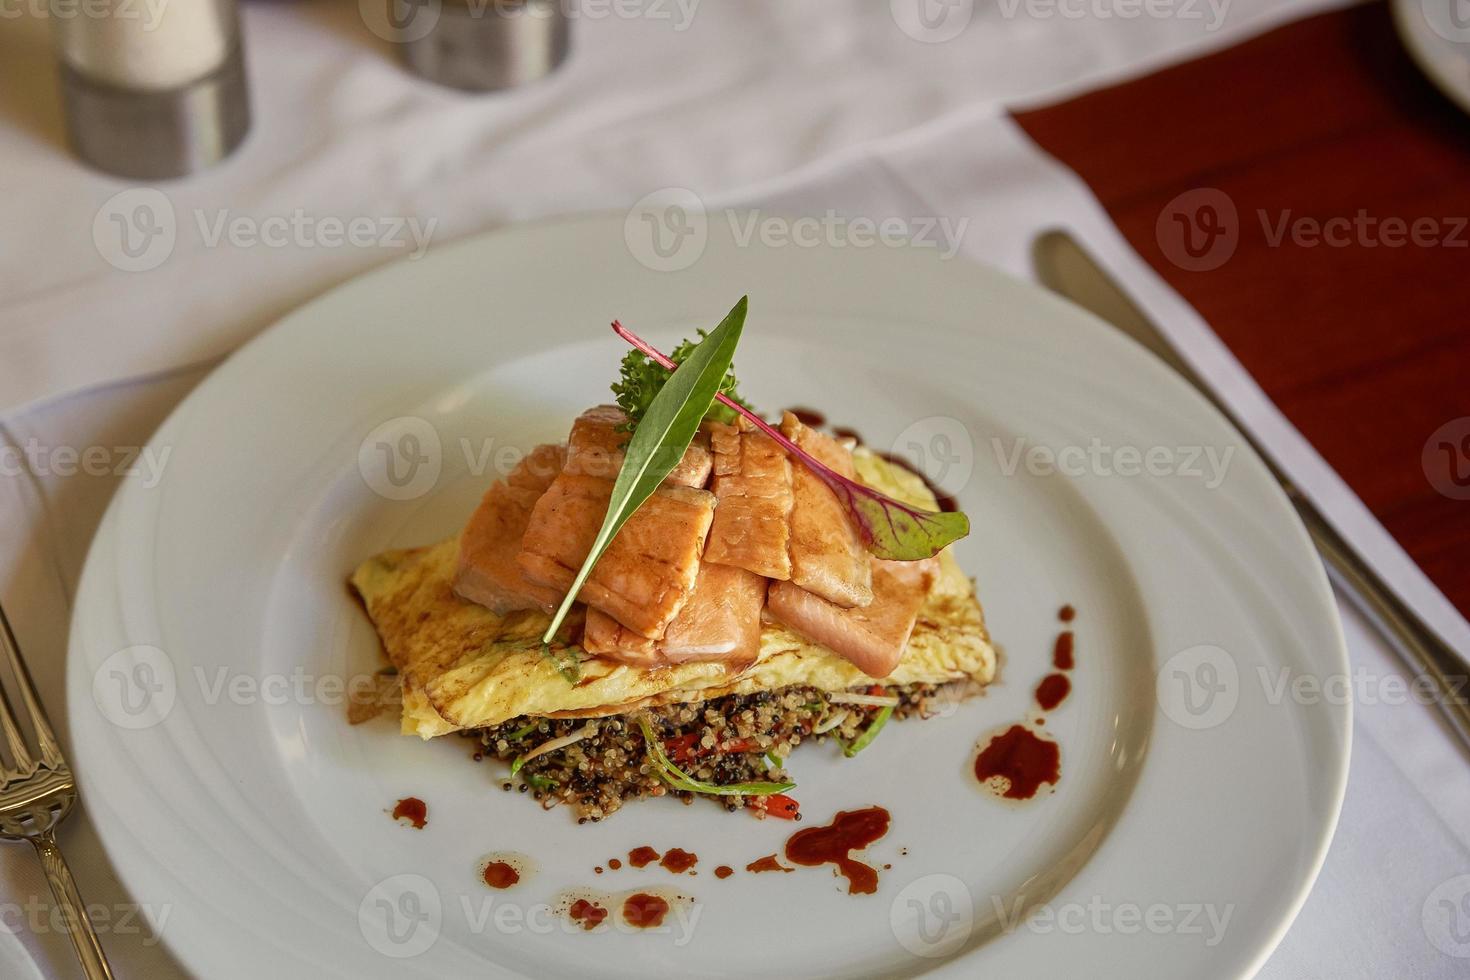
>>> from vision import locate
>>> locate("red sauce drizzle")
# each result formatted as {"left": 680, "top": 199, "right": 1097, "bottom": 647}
{"left": 1059, "top": 604, "right": 1076, "bottom": 623}
{"left": 593, "top": 867, "right": 603, "bottom": 874}
{"left": 568, "top": 899, "right": 607, "bottom": 930}
{"left": 783, "top": 807, "right": 891, "bottom": 895}
{"left": 628, "top": 846, "right": 660, "bottom": 868}
{"left": 622, "top": 893, "right": 670, "bottom": 928}
{"left": 660, "top": 848, "right": 698, "bottom": 874}
{"left": 1035, "top": 673, "right": 1071, "bottom": 711}
{"left": 745, "top": 854, "right": 792, "bottom": 874}
{"left": 481, "top": 861, "right": 519, "bottom": 889}
{"left": 832, "top": 426, "right": 863, "bottom": 442}
{"left": 974, "top": 725, "right": 1060, "bottom": 800}
{"left": 786, "top": 406, "right": 827, "bottom": 427}
{"left": 714, "top": 865, "right": 734, "bottom": 879}
{"left": 1053, "top": 631, "right": 1075, "bottom": 670}
{"left": 608, "top": 858, "right": 622, "bottom": 870}
{"left": 391, "top": 797, "right": 427, "bottom": 829}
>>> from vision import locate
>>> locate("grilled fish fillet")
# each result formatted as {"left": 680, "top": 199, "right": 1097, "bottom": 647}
{"left": 703, "top": 418, "right": 794, "bottom": 580}
{"left": 517, "top": 474, "right": 716, "bottom": 638}
{"left": 350, "top": 452, "right": 995, "bottom": 738}
{"left": 585, "top": 562, "right": 769, "bottom": 668}
{"left": 767, "top": 557, "right": 938, "bottom": 678}
{"left": 782, "top": 412, "right": 874, "bottom": 608}
{"left": 453, "top": 444, "right": 566, "bottom": 614}
{"left": 565, "top": 404, "right": 712, "bottom": 487}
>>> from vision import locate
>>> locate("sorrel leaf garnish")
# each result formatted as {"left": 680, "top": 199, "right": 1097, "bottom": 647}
{"left": 538, "top": 298, "right": 749, "bottom": 678}
{"left": 610, "top": 322, "right": 970, "bottom": 561}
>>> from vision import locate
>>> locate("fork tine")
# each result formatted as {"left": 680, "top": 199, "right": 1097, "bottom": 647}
{"left": 0, "top": 601, "right": 63, "bottom": 770}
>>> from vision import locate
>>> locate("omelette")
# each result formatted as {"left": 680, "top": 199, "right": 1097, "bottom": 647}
{"left": 351, "top": 401, "right": 996, "bottom": 821}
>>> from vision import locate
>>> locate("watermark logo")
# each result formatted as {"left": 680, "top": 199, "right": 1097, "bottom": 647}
{"left": 992, "top": 436, "right": 1235, "bottom": 489}
{"left": 993, "top": 894, "right": 1234, "bottom": 946}
{"left": 1156, "top": 644, "right": 1238, "bottom": 729}
{"left": 1423, "top": 874, "right": 1470, "bottom": 959}
{"left": 93, "top": 188, "right": 176, "bottom": 273}
{"left": 995, "top": 0, "right": 1230, "bottom": 31}
{"left": 625, "top": 188, "right": 708, "bottom": 273}
{"left": 358, "top": 416, "right": 443, "bottom": 501}
{"left": 1156, "top": 188, "right": 1238, "bottom": 272}
{"left": 93, "top": 190, "right": 437, "bottom": 271}
{"left": 892, "top": 416, "right": 975, "bottom": 503}
{"left": 361, "top": 0, "right": 441, "bottom": 43}
{"left": 1423, "top": 417, "right": 1470, "bottom": 501}
{"left": 891, "top": 0, "right": 974, "bottom": 42}
{"left": 92, "top": 646, "right": 177, "bottom": 730}
{"left": 890, "top": 873, "right": 973, "bottom": 958}
{"left": 1422, "top": 0, "right": 1470, "bottom": 43}
{"left": 359, "top": 874, "right": 442, "bottom": 958}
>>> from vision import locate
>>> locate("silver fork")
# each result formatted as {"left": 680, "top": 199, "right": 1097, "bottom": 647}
{"left": 0, "top": 601, "right": 114, "bottom": 979}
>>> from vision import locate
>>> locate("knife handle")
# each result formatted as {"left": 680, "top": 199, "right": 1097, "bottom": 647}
{"left": 1289, "top": 488, "right": 1470, "bottom": 754}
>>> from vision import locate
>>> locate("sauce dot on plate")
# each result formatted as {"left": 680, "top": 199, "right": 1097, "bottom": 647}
{"left": 391, "top": 797, "right": 427, "bottom": 829}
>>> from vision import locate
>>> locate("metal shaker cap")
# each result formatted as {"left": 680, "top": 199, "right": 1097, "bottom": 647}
{"left": 396, "top": 0, "right": 572, "bottom": 92}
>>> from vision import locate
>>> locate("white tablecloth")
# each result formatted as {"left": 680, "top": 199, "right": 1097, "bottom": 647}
{"left": 3, "top": 2, "right": 1468, "bottom": 977}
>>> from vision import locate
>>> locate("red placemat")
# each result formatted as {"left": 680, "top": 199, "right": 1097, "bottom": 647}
{"left": 1016, "top": 1, "right": 1470, "bottom": 618}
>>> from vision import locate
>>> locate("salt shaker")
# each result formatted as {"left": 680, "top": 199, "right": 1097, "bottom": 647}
{"left": 53, "top": 0, "right": 251, "bottom": 179}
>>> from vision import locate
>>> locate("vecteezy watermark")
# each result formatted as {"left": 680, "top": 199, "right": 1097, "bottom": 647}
{"left": 624, "top": 188, "right": 709, "bottom": 273}
{"left": 361, "top": 0, "right": 699, "bottom": 46}
{"left": 996, "top": 0, "right": 1231, "bottom": 32}
{"left": 1156, "top": 645, "right": 1469, "bottom": 731}
{"left": 890, "top": 0, "right": 975, "bottom": 43}
{"left": 1423, "top": 874, "right": 1470, "bottom": 959}
{"left": 1156, "top": 188, "right": 1239, "bottom": 272}
{"left": 890, "top": 874, "right": 974, "bottom": 958}
{"left": 992, "top": 894, "right": 1235, "bottom": 947}
{"left": 0, "top": 896, "right": 172, "bottom": 946}
{"left": 92, "top": 647, "right": 407, "bottom": 730}
{"left": 92, "top": 646, "right": 178, "bottom": 730}
{"left": 892, "top": 416, "right": 976, "bottom": 507}
{"left": 358, "top": 876, "right": 703, "bottom": 958}
{"left": 624, "top": 190, "right": 970, "bottom": 272}
{"left": 93, "top": 188, "right": 437, "bottom": 272}
{"left": 1420, "top": 0, "right": 1470, "bottom": 44}
{"left": 0, "top": 439, "right": 171, "bottom": 488}
{"left": 991, "top": 436, "right": 1236, "bottom": 489}
{"left": 355, "top": 419, "right": 564, "bottom": 501}
{"left": 360, "top": 875, "right": 442, "bottom": 958}
{"left": 1157, "top": 188, "right": 1470, "bottom": 271}
{"left": 0, "top": 0, "right": 169, "bottom": 28}
{"left": 1423, "top": 417, "right": 1470, "bottom": 501}
{"left": 1156, "top": 644, "right": 1240, "bottom": 730}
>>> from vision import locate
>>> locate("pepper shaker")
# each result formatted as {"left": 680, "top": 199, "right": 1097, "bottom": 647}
{"left": 53, "top": 0, "right": 251, "bottom": 179}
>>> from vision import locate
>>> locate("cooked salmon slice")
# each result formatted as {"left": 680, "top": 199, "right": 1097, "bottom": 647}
{"left": 703, "top": 418, "right": 794, "bottom": 580}
{"left": 564, "top": 405, "right": 712, "bottom": 487}
{"left": 782, "top": 412, "right": 873, "bottom": 608}
{"left": 582, "top": 563, "right": 767, "bottom": 668}
{"left": 517, "top": 473, "right": 716, "bottom": 638}
{"left": 766, "top": 557, "right": 938, "bottom": 678}
{"left": 453, "top": 444, "right": 567, "bottom": 614}
{"left": 661, "top": 563, "right": 767, "bottom": 664}
{"left": 582, "top": 608, "right": 662, "bottom": 666}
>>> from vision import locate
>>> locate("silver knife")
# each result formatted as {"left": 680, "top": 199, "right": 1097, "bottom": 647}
{"left": 1032, "top": 228, "right": 1470, "bottom": 753}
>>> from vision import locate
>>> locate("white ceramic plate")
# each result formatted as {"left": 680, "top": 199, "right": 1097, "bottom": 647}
{"left": 68, "top": 214, "right": 1348, "bottom": 978}
{"left": 1394, "top": 0, "right": 1470, "bottom": 114}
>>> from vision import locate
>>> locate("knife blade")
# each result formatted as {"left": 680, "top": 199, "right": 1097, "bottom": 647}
{"left": 1032, "top": 228, "right": 1470, "bottom": 755}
